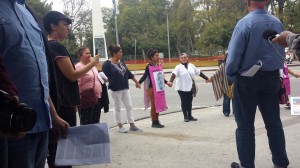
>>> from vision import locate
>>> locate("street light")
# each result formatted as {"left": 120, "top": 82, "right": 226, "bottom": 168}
{"left": 113, "top": 0, "right": 119, "bottom": 45}
{"left": 134, "top": 39, "right": 137, "bottom": 64}
{"left": 165, "top": 5, "right": 171, "bottom": 63}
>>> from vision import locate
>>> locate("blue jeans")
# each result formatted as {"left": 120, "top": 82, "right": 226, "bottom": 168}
{"left": 233, "top": 71, "right": 289, "bottom": 168}
{"left": 7, "top": 131, "right": 48, "bottom": 168}
{"left": 223, "top": 93, "right": 231, "bottom": 115}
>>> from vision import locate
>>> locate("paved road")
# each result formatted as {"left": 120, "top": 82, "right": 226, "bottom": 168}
{"left": 95, "top": 64, "right": 300, "bottom": 128}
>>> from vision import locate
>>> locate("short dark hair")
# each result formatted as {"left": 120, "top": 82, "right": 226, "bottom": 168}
{"left": 108, "top": 44, "right": 121, "bottom": 57}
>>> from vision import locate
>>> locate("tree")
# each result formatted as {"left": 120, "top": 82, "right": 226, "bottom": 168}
{"left": 102, "top": 7, "right": 116, "bottom": 49}
{"left": 194, "top": 0, "right": 245, "bottom": 55}
{"left": 61, "top": 0, "right": 91, "bottom": 59}
{"left": 283, "top": 0, "right": 300, "bottom": 32}
{"left": 171, "top": 0, "right": 196, "bottom": 56}
{"left": 115, "top": 0, "right": 169, "bottom": 58}
{"left": 27, "top": 0, "right": 52, "bottom": 19}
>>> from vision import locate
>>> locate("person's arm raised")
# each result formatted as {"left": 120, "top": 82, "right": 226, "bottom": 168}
{"left": 56, "top": 54, "right": 100, "bottom": 82}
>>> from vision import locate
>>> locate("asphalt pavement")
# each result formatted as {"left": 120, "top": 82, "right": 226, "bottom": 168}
{"left": 74, "top": 105, "right": 300, "bottom": 168}
{"left": 51, "top": 62, "right": 300, "bottom": 168}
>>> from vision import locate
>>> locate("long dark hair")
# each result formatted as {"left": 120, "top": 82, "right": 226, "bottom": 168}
{"left": 108, "top": 44, "right": 121, "bottom": 57}
{"left": 146, "top": 48, "right": 158, "bottom": 60}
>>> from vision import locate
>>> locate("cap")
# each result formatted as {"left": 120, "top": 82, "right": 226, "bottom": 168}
{"left": 44, "top": 11, "right": 72, "bottom": 24}
{"left": 43, "top": 11, "right": 72, "bottom": 33}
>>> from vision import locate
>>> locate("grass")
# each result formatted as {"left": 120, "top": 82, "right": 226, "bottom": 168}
{"left": 124, "top": 60, "right": 218, "bottom": 71}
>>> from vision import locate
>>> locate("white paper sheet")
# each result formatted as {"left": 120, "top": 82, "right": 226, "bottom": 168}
{"left": 98, "top": 72, "right": 108, "bottom": 84}
{"left": 291, "top": 97, "right": 300, "bottom": 115}
{"left": 55, "top": 123, "right": 110, "bottom": 166}
{"left": 241, "top": 60, "right": 262, "bottom": 77}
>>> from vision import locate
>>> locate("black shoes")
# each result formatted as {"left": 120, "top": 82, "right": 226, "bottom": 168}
{"left": 224, "top": 113, "right": 230, "bottom": 117}
{"left": 184, "top": 116, "right": 197, "bottom": 122}
{"left": 231, "top": 162, "right": 241, "bottom": 168}
{"left": 274, "top": 165, "right": 287, "bottom": 168}
{"left": 152, "top": 121, "right": 164, "bottom": 128}
{"left": 231, "top": 162, "right": 287, "bottom": 168}
{"left": 189, "top": 117, "right": 197, "bottom": 121}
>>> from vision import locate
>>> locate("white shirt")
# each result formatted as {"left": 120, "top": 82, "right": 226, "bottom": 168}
{"left": 172, "top": 63, "right": 201, "bottom": 91}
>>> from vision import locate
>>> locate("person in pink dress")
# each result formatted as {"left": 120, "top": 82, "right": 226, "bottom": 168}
{"left": 281, "top": 64, "right": 300, "bottom": 109}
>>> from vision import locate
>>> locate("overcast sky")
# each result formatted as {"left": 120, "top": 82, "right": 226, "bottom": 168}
{"left": 50, "top": 0, "right": 113, "bottom": 12}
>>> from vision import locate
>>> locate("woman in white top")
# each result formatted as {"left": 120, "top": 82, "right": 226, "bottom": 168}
{"left": 169, "top": 53, "right": 209, "bottom": 122}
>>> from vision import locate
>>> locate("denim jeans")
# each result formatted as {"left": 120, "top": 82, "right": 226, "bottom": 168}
{"left": 223, "top": 93, "right": 231, "bottom": 115}
{"left": 7, "top": 131, "right": 48, "bottom": 168}
{"left": 233, "top": 72, "right": 289, "bottom": 168}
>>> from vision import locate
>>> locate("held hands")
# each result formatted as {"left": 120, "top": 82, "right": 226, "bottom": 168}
{"left": 167, "top": 82, "right": 173, "bottom": 87}
{"left": 294, "top": 73, "right": 300, "bottom": 78}
{"left": 206, "top": 78, "right": 212, "bottom": 83}
{"left": 272, "top": 31, "right": 291, "bottom": 47}
{"left": 135, "top": 82, "right": 141, "bottom": 89}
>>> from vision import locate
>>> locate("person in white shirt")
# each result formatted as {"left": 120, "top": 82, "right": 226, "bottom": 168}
{"left": 169, "top": 53, "right": 209, "bottom": 122}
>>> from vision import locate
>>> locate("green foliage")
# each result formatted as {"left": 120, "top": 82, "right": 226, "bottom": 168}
{"left": 116, "top": 0, "right": 169, "bottom": 56}
{"left": 194, "top": 0, "right": 246, "bottom": 55}
{"left": 27, "top": 0, "right": 52, "bottom": 19}
{"left": 29, "top": 0, "right": 297, "bottom": 61}
{"left": 284, "top": 0, "right": 300, "bottom": 32}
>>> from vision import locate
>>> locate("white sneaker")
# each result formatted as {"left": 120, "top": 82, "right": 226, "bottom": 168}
{"left": 118, "top": 127, "right": 127, "bottom": 133}
{"left": 129, "top": 127, "right": 142, "bottom": 132}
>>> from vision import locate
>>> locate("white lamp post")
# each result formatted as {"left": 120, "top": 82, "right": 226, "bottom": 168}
{"left": 165, "top": 5, "right": 171, "bottom": 63}
{"left": 113, "top": 0, "right": 119, "bottom": 45}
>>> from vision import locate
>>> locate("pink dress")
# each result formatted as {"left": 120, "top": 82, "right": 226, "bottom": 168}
{"left": 282, "top": 64, "right": 291, "bottom": 95}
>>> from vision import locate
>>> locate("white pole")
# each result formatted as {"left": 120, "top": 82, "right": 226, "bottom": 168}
{"left": 166, "top": 5, "right": 171, "bottom": 63}
{"left": 113, "top": 0, "right": 119, "bottom": 45}
{"left": 134, "top": 39, "right": 137, "bottom": 64}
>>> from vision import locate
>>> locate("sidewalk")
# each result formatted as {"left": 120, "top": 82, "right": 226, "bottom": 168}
{"left": 75, "top": 105, "right": 300, "bottom": 168}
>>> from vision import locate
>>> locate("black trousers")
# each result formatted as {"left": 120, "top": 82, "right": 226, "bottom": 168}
{"left": 47, "top": 105, "right": 77, "bottom": 168}
{"left": 178, "top": 90, "right": 193, "bottom": 118}
{"left": 79, "top": 99, "right": 102, "bottom": 125}
{"left": 0, "top": 138, "right": 7, "bottom": 168}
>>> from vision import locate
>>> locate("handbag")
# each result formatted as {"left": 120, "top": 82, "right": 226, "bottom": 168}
{"left": 279, "top": 79, "right": 288, "bottom": 105}
{"left": 191, "top": 79, "right": 198, "bottom": 97}
{"left": 80, "top": 70, "right": 98, "bottom": 109}
{"left": 185, "top": 65, "right": 198, "bottom": 97}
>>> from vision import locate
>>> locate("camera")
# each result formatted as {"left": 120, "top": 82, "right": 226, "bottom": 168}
{"left": 0, "top": 90, "right": 36, "bottom": 133}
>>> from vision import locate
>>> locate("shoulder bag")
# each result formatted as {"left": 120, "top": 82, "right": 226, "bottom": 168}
{"left": 80, "top": 69, "right": 98, "bottom": 109}
{"left": 186, "top": 65, "right": 198, "bottom": 97}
